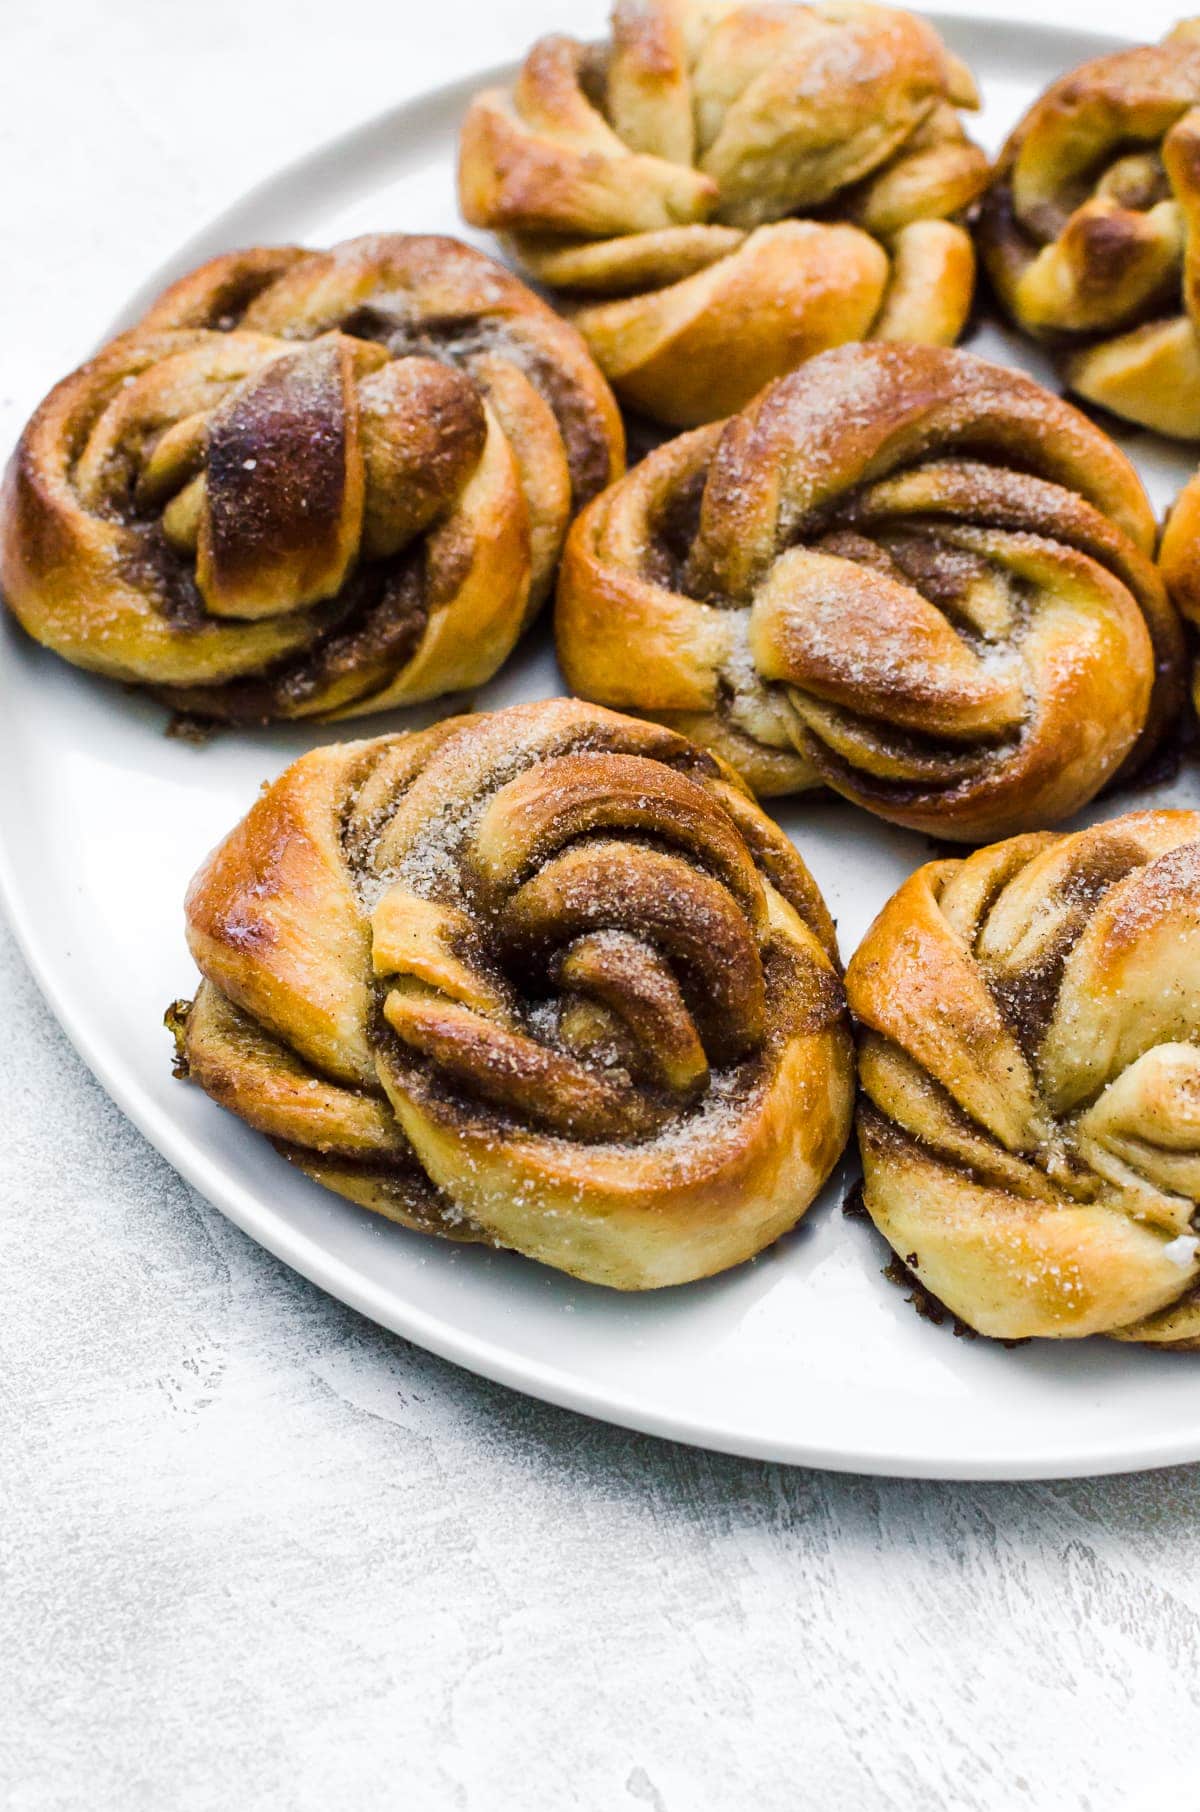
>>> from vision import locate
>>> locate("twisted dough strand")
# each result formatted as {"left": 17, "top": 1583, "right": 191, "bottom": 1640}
{"left": 557, "top": 342, "right": 1184, "bottom": 840}
{"left": 846, "top": 811, "right": 1200, "bottom": 1344}
{"left": 459, "top": 1, "right": 987, "bottom": 424}
{"left": 172, "top": 699, "right": 853, "bottom": 1289}
{"left": 1, "top": 236, "right": 623, "bottom": 721}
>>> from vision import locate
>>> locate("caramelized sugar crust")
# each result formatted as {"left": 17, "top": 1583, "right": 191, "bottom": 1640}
{"left": 556, "top": 341, "right": 1184, "bottom": 840}
{"left": 172, "top": 698, "right": 854, "bottom": 1289}
{"left": 0, "top": 235, "right": 623, "bottom": 721}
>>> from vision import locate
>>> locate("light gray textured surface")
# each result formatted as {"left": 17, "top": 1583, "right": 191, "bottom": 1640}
{"left": 3, "top": 3, "right": 1200, "bottom": 1807}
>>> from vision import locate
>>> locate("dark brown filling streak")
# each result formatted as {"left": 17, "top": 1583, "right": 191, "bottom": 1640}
{"left": 653, "top": 480, "right": 1030, "bottom": 797}
{"left": 979, "top": 167, "right": 1188, "bottom": 352}
{"left": 337, "top": 735, "right": 833, "bottom": 1145}
{"left": 330, "top": 305, "right": 616, "bottom": 506}
{"left": 188, "top": 257, "right": 310, "bottom": 332}
{"left": 984, "top": 837, "right": 1155, "bottom": 1057}
{"left": 797, "top": 514, "right": 1036, "bottom": 797}
{"left": 121, "top": 526, "right": 430, "bottom": 724}
{"left": 852, "top": 842, "right": 1156, "bottom": 1194}
{"left": 642, "top": 442, "right": 1174, "bottom": 801}
{"left": 269, "top": 1139, "right": 480, "bottom": 1237}
{"left": 119, "top": 301, "right": 617, "bottom": 718}
{"left": 373, "top": 985, "right": 774, "bottom": 1149}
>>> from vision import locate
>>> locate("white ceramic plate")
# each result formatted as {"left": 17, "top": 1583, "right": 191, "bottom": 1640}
{"left": 3, "top": 16, "right": 1198, "bottom": 1480}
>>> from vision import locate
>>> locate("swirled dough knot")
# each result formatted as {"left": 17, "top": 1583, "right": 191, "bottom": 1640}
{"left": 459, "top": 1, "right": 988, "bottom": 424}
{"left": 980, "top": 20, "right": 1200, "bottom": 437}
{"left": 171, "top": 699, "right": 854, "bottom": 1288}
{"left": 846, "top": 810, "right": 1200, "bottom": 1343}
{"left": 0, "top": 235, "right": 623, "bottom": 721}
{"left": 556, "top": 341, "right": 1184, "bottom": 840}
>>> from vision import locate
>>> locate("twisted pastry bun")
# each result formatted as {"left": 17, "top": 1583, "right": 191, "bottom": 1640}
{"left": 0, "top": 236, "right": 623, "bottom": 722}
{"left": 459, "top": 1, "right": 987, "bottom": 425}
{"left": 846, "top": 811, "right": 1200, "bottom": 1344}
{"left": 169, "top": 699, "right": 853, "bottom": 1288}
{"left": 557, "top": 342, "right": 1184, "bottom": 841}
{"left": 979, "top": 21, "right": 1200, "bottom": 439}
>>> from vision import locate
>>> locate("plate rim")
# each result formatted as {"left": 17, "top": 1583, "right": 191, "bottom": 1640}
{"left": 5, "top": 12, "right": 1197, "bottom": 1483}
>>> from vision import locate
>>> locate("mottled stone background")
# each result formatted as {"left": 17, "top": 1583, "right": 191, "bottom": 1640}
{"left": 3, "top": 3, "right": 1198, "bottom": 1806}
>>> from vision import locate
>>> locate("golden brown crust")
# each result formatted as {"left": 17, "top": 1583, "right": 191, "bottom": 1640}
{"left": 0, "top": 236, "right": 623, "bottom": 722}
{"left": 172, "top": 699, "right": 854, "bottom": 1289}
{"left": 979, "top": 21, "right": 1200, "bottom": 438}
{"left": 1159, "top": 465, "right": 1200, "bottom": 720}
{"left": 458, "top": 2, "right": 987, "bottom": 425}
{"left": 556, "top": 342, "right": 1185, "bottom": 840}
{"left": 845, "top": 811, "right": 1200, "bottom": 1344}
